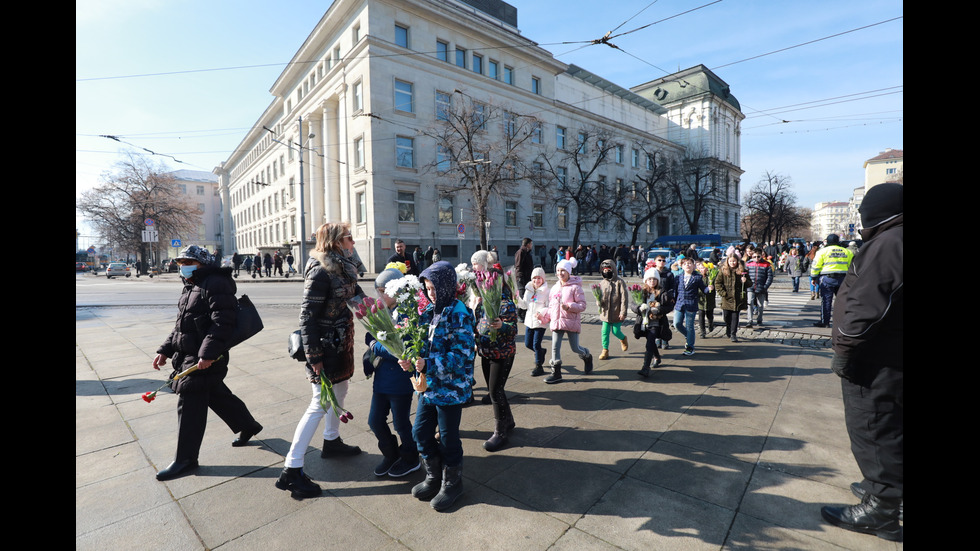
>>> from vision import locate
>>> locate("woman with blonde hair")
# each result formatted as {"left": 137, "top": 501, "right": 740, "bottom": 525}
{"left": 276, "top": 222, "right": 366, "bottom": 498}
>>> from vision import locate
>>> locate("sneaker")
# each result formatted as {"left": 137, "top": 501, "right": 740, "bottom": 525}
{"left": 388, "top": 456, "right": 421, "bottom": 477}
{"left": 653, "top": 358, "right": 663, "bottom": 368}
{"left": 374, "top": 455, "right": 398, "bottom": 476}
{"left": 683, "top": 346, "right": 694, "bottom": 356}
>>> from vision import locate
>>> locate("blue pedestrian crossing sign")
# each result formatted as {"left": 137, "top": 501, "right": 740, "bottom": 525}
{"left": 171, "top": 239, "right": 182, "bottom": 248}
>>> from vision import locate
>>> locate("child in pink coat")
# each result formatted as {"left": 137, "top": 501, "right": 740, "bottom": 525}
{"left": 536, "top": 258, "right": 593, "bottom": 383}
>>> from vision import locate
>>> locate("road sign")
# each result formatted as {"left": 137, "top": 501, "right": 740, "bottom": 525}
{"left": 142, "top": 230, "right": 159, "bottom": 242}
{"left": 145, "top": 218, "right": 155, "bottom": 226}
{"left": 171, "top": 239, "right": 182, "bottom": 248}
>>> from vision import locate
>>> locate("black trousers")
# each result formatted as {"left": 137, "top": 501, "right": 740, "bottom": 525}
{"left": 842, "top": 366, "right": 903, "bottom": 499}
{"left": 175, "top": 380, "right": 258, "bottom": 462}
{"left": 481, "top": 355, "right": 514, "bottom": 422}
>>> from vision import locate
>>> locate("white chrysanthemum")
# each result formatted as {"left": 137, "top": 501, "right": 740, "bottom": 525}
{"left": 376, "top": 330, "right": 387, "bottom": 341}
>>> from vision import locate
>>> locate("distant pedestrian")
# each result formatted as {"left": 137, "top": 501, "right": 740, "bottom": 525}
{"left": 273, "top": 252, "right": 284, "bottom": 276}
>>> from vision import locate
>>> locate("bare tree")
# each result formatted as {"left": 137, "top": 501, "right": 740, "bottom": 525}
{"left": 537, "top": 127, "right": 621, "bottom": 250}
{"left": 742, "top": 171, "right": 800, "bottom": 242}
{"left": 610, "top": 143, "right": 678, "bottom": 247}
{"left": 665, "top": 147, "right": 720, "bottom": 235}
{"left": 77, "top": 152, "right": 200, "bottom": 266}
{"left": 419, "top": 91, "right": 539, "bottom": 249}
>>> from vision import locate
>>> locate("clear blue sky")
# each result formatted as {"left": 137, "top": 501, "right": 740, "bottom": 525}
{"left": 76, "top": 0, "right": 903, "bottom": 248}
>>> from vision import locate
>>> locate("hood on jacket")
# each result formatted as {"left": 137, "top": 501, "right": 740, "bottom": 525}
{"left": 600, "top": 259, "right": 619, "bottom": 280}
{"left": 420, "top": 261, "right": 457, "bottom": 312}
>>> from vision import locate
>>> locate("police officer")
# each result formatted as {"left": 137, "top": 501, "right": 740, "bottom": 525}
{"left": 809, "top": 234, "right": 854, "bottom": 327}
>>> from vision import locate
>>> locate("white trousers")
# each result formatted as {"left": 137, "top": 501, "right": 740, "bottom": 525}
{"left": 284, "top": 379, "right": 349, "bottom": 468}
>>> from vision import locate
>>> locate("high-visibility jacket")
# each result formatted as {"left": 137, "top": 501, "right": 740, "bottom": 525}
{"left": 810, "top": 245, "right": 853, "bottom": 277}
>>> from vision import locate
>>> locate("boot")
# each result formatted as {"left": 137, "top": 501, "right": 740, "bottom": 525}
{"left": 411, "top": 456, "right": 442, "bottom": 500}
{"left": 851, "top": 482, "right": 903, "bottom": 521}
{"left": 530, "top": 363, "right": 545, "bottom": 377}
{"left": 821, "top": 494, "right": 902, "bottom": 541}
{"left": 598, "top": 349, "right": 610, "bottom": 360}
{"left": 275, "top": 467, "right": 322, "bottom": 498}
{"left": 387, "top": 445, "right": 421, "bottom": 478}
{"left": 232, "top": 421, "right": 263, "bottom": 447}
{"left": 374, "top": 435, "right": 399, "bottom": 476}
{"left": 483, "top": 419, "right": 509, "bottom": 452}
{"left": 582, "top": 353, "right": 594, "bottom": 374}
{"left": 430, "top": 465, "right": 463, "bottom": 511}
{"left": 637, "top": 365, "right": 650, "bottom": 378}
{"left": 321, "top": 437, "right": 362, "bottom": 458}
{"left": 620, "top": 337, "right": 629, "bottom": 351}
{"left": 544, "top": 361, "right": 562, "bottom": 384}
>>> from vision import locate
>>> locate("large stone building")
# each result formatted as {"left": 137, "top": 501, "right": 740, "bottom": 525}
{"left": 863, "top": 148, "right": 903, "bottom": 190}
{"left": 169, "top": 169, "right": 222, "bottom": 258}
{"left": 215, "top": 0, "right": 744, "bottom": 270}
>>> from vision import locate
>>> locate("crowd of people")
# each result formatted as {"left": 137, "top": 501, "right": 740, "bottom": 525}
{"left": 150, "top": 192, "right": 901, "bottom": 539}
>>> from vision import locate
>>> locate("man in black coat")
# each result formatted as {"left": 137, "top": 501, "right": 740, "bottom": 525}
{"left": 514, "top": 237, "right": 534, "bottom": 318}
{"left": 821, "top": 183, "right": 903, "bottom": 541}
{"left": 387, "top": 239, "right": 420, "bottom": 276}
{"left": 152, "top": 245, "right": 262, "bottom": 481}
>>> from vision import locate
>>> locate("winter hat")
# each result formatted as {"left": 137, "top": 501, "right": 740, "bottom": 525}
{"left": 530, "top": 267, "right": 546, "bottom": 279}
{"left": 825, "top": 234, "right": 840, "bottom": 245}
{"left": 419, "top": 261, "right": 458, "bottom": 311}
{"left": 859, "top": 183, "right": 903, "bottom": 228}
{"left": 375, "top": 267, "right": 404, "bottom": 291}
{"left": 470, "top": 249, "right": 497, "bottom": 270}
{"left": 176, "top": 245, "right": 214, "bottom": 265}
{"left": 556, "top": 257, "right": 578, "bottom": 274}
{"left": 643, "top": 268, "right": 661, "bottom": 282}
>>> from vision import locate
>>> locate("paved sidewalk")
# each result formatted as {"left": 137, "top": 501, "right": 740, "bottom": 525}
{"left": 76, "top": 278, "right": 901, "bottom": 550}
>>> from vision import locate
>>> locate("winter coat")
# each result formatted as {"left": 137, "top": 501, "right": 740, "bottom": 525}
{"left": 365, "top": 328, "right": 415, "bottom": 396}
{"left": 785, "top": 254, "right": 804, "bottom": 278}
{"left": 629, "top": 287, "right": 671, "bottom": 340}
{"left": 520, "top": 280, "right": 550, "bottom": 329}
{"left": 157, "top": 264, "right": 237, "bottom": 394}
{"left": 672, "top": 271, "right": 709, "bottom": 313}
{"left": 475, "top": 286, "right": 518, "bottom": 360}
{"left": 745, "top": 260, "right": 773, "bottom": 292}
{"left": 597, "top": 259, "right": 629, "bottom": 323}
{"left": 714, "top": 268, "right": 752, "bottom": 312}
{"left": 299, "top": 250, "right": 365, "bottom": 384}
{"left": 542, "top": 275, "right": 587, "bottom": 332}
{"left": 698, "top": 265, "right": 719, "bottom": 311}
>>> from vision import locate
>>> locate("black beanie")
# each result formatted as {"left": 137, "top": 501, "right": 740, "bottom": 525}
{"left": 860, "top": 183, "right": 903, "bottom": 228}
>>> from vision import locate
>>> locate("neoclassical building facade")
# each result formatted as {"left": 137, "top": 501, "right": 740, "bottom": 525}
{"left": 215, "top": 0, "right": 744, "bottom": 271}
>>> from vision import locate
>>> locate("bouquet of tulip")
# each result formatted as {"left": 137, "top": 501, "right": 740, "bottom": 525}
{"left": 349, "top": 296, "right": 406, "bottom": 362}
{"left": 320, "top": 376, "right": 354, "bottom": 422}
{"left": 591, "top": 283, "right": 604, "bottom": 314}
{"left": 505, "top": 268, "right": 520, "bottom": 297}
{"left": 473, "top": 269, "right": 503, "bottom": 341}
{"left": 383, "top": 274, "right": 428, "bottom": 364}
{"left": 628, "top": 283, "right": 644, "bottom": 306}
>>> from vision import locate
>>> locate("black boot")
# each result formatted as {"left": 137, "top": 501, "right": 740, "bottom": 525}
{"left": 275, "top": 467, "right": 322, "bottom": 498}
{"left": 232, "top": 421, "right": 263, "bottom": 447}
{"left": 430, "top": 465, "right": 463, "bottom": 511}
{"left": 582, "top": 353, "right": 594, "bottom": 374}
{"left": 851, "top": 482, "right": 903, "bottom": 521}
{"left": 544, "top": 361, "right": 562, "bottom": 384}
{"left": 156, "top": 458, "right": 198, "bottom": 481}
{"left": 821, "top": 494, "right": 902, "bottom": 541}
{"left": 637, "top": 365, "right": 651, "bottom": 378}
{"left": 321, "top": 436, "right": 362, "bottom": 458}
{"left": 374, "top": 435, "right": 399, "bottom": 476}
{"left": 530, "top": 363, "right": 545, "bottom": 377}
{"left": 483, "top": 419, "right": 509, "bottom": 452}
{"left": 411, "top": 456, "right": 442, "bottom": 500}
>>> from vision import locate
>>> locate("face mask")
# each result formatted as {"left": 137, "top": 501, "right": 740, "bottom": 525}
{"left": 179, "top": 265, "right": 198, "bottom": 279}
{"left": 602, "top": 270, "right": 613, "bottom": 279}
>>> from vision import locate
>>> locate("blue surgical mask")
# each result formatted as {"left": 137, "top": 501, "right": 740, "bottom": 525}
{"left": 179, "top": 265, "right": 198, "bottom": 279}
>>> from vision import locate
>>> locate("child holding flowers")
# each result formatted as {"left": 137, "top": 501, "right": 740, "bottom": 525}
{"left": 596, "top": 259, "right": 630, "bottom": 361}
{"left": 398, "top": 261, "right": 475, "bottom": 512}
{"left": 630, "top": 269, "right": 673, "bottom": 377}
{"left": 473, "top": 265, "right": 518, "bottom": 452}
{"left": 363, "top": 268, "right": 421, "bottom": 478}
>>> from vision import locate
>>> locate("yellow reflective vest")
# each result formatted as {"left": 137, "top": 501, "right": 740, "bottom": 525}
{"left": 810, "top": 245, "right": 853, "bottom": 277}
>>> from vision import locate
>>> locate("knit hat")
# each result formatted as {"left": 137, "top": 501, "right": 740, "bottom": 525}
{"left": 374, "top": 267, "right": 404, "bottom": 291}
{"left": 470, "top": 250, "right": 497, "bottom": 270}
{"left": 643, "top": 268, "right": 661, "bottom": 282}
{"left": 825, "top": 234, "right": 840, "bottom": 245}
{"left": 859, "top": 183, "right": 903, "bottom": 228}
{"left": 556, "top": 257, "right": 577, "bottom": 274}
{"left": 531, "top": 267, "right": 546, "bottom": 279}
{"left": 175, "top": 245, "right": 214, "bottom": 265}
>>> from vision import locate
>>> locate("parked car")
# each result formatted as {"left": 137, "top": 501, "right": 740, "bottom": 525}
{"left": 76, "top": 262, "right": 89, "bottom": 272}
{"left": 105, "top": 262, "right": 131, "bottom": 278}
{"left": 645, "top": 248, "right": 675, "bottom": 267}
{"left": 167, "top": 259, "right": 178, "bottom": 273}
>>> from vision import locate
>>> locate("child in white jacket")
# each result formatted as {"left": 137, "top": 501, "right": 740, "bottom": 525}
{"left": 518, "top": 267, "right": 550, "bottom": 376}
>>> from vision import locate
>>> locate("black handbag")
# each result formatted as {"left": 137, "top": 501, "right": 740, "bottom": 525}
{"left": 227, "top": 294, "right": 264, "bottom": 349}
{"left": 288, "top": 330, "right": 306, "bottom": 361}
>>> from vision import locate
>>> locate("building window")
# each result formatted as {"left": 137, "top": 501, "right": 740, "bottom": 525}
{"left": 439, "top": 196, "right": 454, "bottom": 223}
{"left": 394, "top": 80, "right": 413, "bottom": 113}
{"left": 488, "top": 60, "right": 499, "bottom": 80}
{"left": 615, "top": 145, "right": 624, "bottom": 163}
{"left": 505, "top": 201, "right": 518, "bottom": 226}
{"left": 436, "top": 145, "right": 451, "bottom": 172}
{"left": 436, "top": 40, "right": 449, "bottom": 62}
{"left": 455, "top": 47, "right": 466, "bottom": 68}
{"left": 531, "top": 121, "right": 542, "bottom": 144}
{"left": 397, "top": 191, "right": 416, "bottom": 222}
{"left": 472, "top": 102, "right": 486, "bottom": 130}
{"left": 531, "top": 76, "right": 540, "bottom": 95}
{"left": 504, "top": 111, "right": 517, "bottom": 139}
{"left": 556, "top": 166, "right": 567, "bottom": 188}
{"left": 436, "top": 91, "right": 451, "bottom": 121}
{"left": 557, "top": 206, "right": 567, "bottom": 229}
{"left": 352, "top": 80, "right": 363, "bottom": 112}
{"left": 532, "top": 204, "right": 544, "bottom": 228}
{"left": 353, "top": 137, "right": 364, "bottom": 168}
{"left": 577, "top": 132, "right": 587, "bottom": 154}
{"left": 472, "top": 53, "right": 483, "bottom": 75}
{"left": 355, "top": 191, "right": 366, "bottom": 223}
{"left": 395, "top": 24, "right": 409, "bottom": 48}
{"left": 503, "top": 65, "right": 514, "bottom": 85}
{"left": 556, "top": 126, "right": 566, "bottom": 149}
{"left": 197, "top": 185, "right": 205, "bottom": 195}
{"left": 632, "top": 148, "right": 639, "bottom": 168}
{"left": 352, "top": 23, "right": 360, "bottom": 44}
{"left": 396, "top": 137, "right": 414, "bottom": 168}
